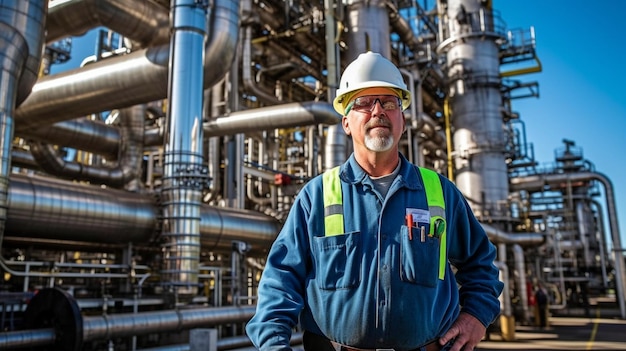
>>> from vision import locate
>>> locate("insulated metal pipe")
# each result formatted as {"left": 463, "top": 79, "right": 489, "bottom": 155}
{"left": 4, "top": 174, "right": 280, "bottom": 254}
{"left": 45, "top": 0, "right": 170, "bottom": 47}
{"left": 1, "top": 0, "right": 48, "bottom": 106}
{"left": 82, "top": 305, "right": 255, "bottom": 341}
{"left": 0, "top": 328, "right": 56, "bottom": 349}
{"left": 160, "top": 0, "right": 209, "bottom": 299}
{"left": 28, "top": 106, "right": 145, "bottom": 188}
{"left": 0, "top": 305, "right": 254, "bottom": 349}
{"left": 0, "top": 0, "right": 48, "bottom": 254}
{"left": 0, "top": 15, "right": 29, "bottom": 249}
{"left": 5, "top": 173, "right": 157, "bottom": 244}
{"left": 481, "top": 223, "right": 544, "bottom": 247}
{"left": 203, "top": 102, "right": 340, "bottom": 136}
{"left": 20, "top": 119, "right": 120, "bottom": 160}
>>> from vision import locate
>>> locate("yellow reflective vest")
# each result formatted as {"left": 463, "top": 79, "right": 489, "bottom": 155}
{"left": 322, "top": 166, "right": 447, "bottom": 280}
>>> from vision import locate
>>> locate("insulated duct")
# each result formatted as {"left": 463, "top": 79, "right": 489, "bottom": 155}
{"left": 0, "top": 0, "right": 47, "bottom": 254}
{"left": 203, "top": 102, "right": 340, "bottom": 137}
{"left": 28, "top": 106, "right": 144, "bottom": 188}
{"left": 481, "top": 223, "right": 544, "bottom": 247}
{"left": 2, "top": 0, "right": 48, "bottom": 106}
{"left": 4, "top": 173, "right": 279, "bottom": 254}
{"left": 159, "top": 0, "right": 210, "bottom": 299}
{"left": 45, "top": 0, "right": 170, "bottom": 47}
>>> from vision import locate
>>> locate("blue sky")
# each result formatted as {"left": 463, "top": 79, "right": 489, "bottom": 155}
{"left": 52, "top": 2, "right": 626, "bottom": 250}
{"left": 495, "top": 0, "right": 626, "bottom": 249}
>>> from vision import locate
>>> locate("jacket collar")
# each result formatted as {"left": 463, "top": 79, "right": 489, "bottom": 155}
{"left": 339, "top": 153, "right": 423, "bottom": 191}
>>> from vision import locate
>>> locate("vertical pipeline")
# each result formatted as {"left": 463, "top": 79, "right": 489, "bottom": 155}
{"left": 0, "top": 0, "right": 46, "bottom": 254}
{"left": 0, "top": 23, "right": 27, "bottom": 246}
{"left": 161, "top": 0, "right": 209, "bottom": 300}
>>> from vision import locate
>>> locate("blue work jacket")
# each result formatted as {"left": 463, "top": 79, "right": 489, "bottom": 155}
{"left": 246, "top": 154, "right": 503, "bottom": 351}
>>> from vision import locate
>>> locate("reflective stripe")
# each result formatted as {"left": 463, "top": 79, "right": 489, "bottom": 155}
{"left": 323, "top": 166, "right": 344, "bottom": 236}
{"left": 419, "top": 168, "right": 447, "bottom": 280}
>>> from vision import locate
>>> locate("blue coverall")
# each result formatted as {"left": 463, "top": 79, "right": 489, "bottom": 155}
{"left": 246, "top": 153, "right": 504, "bottom": 350}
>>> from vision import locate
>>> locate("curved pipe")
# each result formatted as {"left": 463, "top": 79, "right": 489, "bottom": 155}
{"left": 18, "top": 119, "right": 120, "bottom": 160}
{"left": 494, "top": 260, "right": 511, "bottom": 317}
{"left": 0, "top": 1, "right": 48, "bottom": 106}
{"left": 45, "top": 0, "right": 170, "bottom": 47}
{"left": 28, "top": 106, "right": 144, "bottom": 188}
{"left": 510, "top": 171, "right": 625, "bottom": 319}
{"left": 0, "top": 20, "right": 29, "bottom": 251}
{"left": 242, "top": 26, "right": 282, "bottom": 104}
{"left": 9, "top": 148, "right": 39, "bottom": 170}
{"left": 481, "top": 223, "right": 544, "bottom": 246}
{"left": 15, "top": 0, "right": 240, "bottom": 131}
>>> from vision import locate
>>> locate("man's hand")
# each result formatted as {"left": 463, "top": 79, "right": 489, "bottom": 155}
{"left": 438, "top": 312, "right": 486, "bottom": 351}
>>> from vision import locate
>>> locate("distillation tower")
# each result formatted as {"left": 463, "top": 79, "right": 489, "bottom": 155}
{"left": 0, "top": 0, "right": 624, "bottom": 350}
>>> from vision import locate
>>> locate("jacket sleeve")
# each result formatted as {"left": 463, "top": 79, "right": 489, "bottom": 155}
{"left": 445, "top": 184, "right": 504, "bottom": 326}
{"left": 245, "top": 192, "right": 312, "bottom": 350}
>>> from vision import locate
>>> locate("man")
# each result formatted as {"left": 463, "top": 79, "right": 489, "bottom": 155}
{"left": 534, "top": 284, "right": 548, "bottom": 329}
{"left": 246, "top": 51, "right": 503, "bottom": 351}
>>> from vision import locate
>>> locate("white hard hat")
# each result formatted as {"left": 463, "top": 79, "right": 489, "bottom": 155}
{"left": 333, "top": 51, "right": 411, "bottom": 115}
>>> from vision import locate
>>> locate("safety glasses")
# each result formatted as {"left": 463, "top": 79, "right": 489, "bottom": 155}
{"left": 345, "top": 95, "right": 402, "bottom": 114}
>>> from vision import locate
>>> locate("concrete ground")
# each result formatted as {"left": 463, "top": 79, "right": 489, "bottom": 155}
{"left": 478, "top": 315, "right": 626, "bottom": 350}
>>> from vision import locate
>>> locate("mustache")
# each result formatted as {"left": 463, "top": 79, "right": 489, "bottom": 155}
{"left": 365, "top": 118, "right": 391, "bottom": 129}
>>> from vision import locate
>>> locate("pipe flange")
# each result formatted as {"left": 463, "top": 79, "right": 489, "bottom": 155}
{"left": 22, "top": 287, "right": 83, "bottom": 351}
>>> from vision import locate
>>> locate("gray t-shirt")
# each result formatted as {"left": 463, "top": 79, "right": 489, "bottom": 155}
{"left": 369, "top": 161, "right": 401, "bottom": 199}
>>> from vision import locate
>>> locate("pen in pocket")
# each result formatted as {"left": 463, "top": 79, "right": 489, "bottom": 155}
{"left": 406, "top": 214, "right": 413, "bottom": 240}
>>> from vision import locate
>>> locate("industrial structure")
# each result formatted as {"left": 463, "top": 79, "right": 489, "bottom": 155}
{"left": 0, "top": 0, "right": 624, "bottom": 350}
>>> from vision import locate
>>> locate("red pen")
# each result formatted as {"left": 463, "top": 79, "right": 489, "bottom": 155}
{"left": 406, "top": 213, "right": 413, "bottom": 240}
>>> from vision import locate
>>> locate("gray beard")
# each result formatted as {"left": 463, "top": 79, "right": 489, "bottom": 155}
{"left": 365, "top": 134, "right": 394, "bottom": 152}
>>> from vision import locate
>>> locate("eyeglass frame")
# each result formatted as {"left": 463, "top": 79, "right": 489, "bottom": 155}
{"left": 344, "top": 95, "right": 402, "bottom": 115}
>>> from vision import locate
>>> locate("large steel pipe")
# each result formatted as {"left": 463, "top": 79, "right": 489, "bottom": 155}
{"left": 4, "top": 174, "right": 280, "bottom": 254}
{"left": 83, "top": 305, "right": 256, "bottom": 341}
{"left": 0, "top": 0, "right": 48, "bottom": 105}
